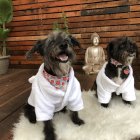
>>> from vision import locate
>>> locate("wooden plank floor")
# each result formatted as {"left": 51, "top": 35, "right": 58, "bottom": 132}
{"left": 0, "top": 69, "right": 37, "bottom": 140}
{"left": 0, "top": 69, "right": 139, "bottom": 140}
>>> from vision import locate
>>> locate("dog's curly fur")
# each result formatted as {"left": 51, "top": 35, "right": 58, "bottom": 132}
{"left": 93, "top": 36, "right": 138, "bottom": 108}
{"left": 26, "top": 31, "right": 79, "bottom": 77}
{"left": 24, "top": 31, "right": 84, "bottom": 140}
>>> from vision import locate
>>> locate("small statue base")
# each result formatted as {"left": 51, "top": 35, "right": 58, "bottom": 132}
{"left": 83, "top": 64, "right": 103, "bottom": 75}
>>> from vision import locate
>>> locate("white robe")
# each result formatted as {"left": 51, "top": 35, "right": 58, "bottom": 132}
{"left": 96, "top": 62, "right": 136, "bottom": 104}
{"left": 28, "top": 63, "right": 84, "bottom": 121}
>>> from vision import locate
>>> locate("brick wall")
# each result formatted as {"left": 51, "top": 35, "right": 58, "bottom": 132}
{"left": 8, "top": 0, "right": 140, "bottom": 70}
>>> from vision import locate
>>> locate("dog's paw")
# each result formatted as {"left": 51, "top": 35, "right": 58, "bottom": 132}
{"left": 122, "top": 99, "right": 131, "bottom": 105}
{"left": 70, "top": 111, "right": 85, "bottom": 126}
{"left": 60, "top": 107, "right": 67, "bottom": 113}
{"left": 45, "top": 134, "right": 56, "bottom": 140}
{"left": 72, "top": 118, "right": 85, "bottom": 126}
{"left": 29, "top": 118, "right": 36, "bottom": 124}
{"left": 101, "top": 103, "right": 109, "bottom": 108}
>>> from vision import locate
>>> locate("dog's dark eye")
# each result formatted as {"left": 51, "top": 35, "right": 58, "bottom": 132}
{"left": 49, "top": 41, "right": 54, "bottom": 46}
{"left": 64, "top": 38, "right": 73, "bottom": 46}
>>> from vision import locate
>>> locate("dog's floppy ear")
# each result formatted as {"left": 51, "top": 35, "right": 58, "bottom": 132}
{"left": 67, "top": 35, "right": 81, "bottom": 48}
{"left": 128, "top": 37, "right": 139, "bottom": 58}
{"left": 106, "top": 41, "right": 114, "bottom": 59}
{"left": 26, "top": 39, "right": 45, "bottom": 59}
{"left": 133, "top": 42, "right": 139, "bottom": 58}
{"left": 136, "top": 46, "right": 139, "bottom": 58}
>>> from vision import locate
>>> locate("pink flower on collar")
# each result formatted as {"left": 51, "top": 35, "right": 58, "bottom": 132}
{"left": 43, "top": 70, "right": 69, "bottom": 91}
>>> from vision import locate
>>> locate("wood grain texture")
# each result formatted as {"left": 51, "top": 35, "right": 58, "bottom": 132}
{"left": 7, "top": 0, "right": 140, "bottom": 70}
{"left": 0, "top": 69, "right": 37, "bottom": 139}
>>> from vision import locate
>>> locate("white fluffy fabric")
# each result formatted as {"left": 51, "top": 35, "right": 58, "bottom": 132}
{"left": 96, "top": 62, "right": 136, "bottom": 104}
{"left": 28, "top": 63, "right": 83, "bottom": 121}
{"left": 12, "top": 90, "right": 140, "bottom": 140}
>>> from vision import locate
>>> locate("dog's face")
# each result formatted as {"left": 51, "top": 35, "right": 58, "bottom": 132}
{"left": 107, "top": 37, "right": 138, "bottom": 65}
{"left": 42, "top": 31, "right": 78, "bottom": 63}
{"left": 26, "top": 31, "right": 80, "bottom": 76}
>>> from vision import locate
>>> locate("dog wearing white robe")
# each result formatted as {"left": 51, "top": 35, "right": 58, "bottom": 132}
{"left": 93, "top": 37, "right": 138, "bottom": 108}
{"left": 24, "top": 31, "right": 84, "bottom": 140}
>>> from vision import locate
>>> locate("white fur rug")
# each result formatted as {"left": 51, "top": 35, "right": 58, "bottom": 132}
{"left": 12, "top": 90, "right": 140, "bottom": 140}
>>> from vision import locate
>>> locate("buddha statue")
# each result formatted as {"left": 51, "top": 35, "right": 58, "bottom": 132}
{"left": 83, "top": 32, "right": 105, "bottom": 74}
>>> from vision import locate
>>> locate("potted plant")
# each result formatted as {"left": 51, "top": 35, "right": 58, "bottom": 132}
{"left": 0, "top": 0, "right": 13, "bottom": 74}
{"left": 53, "top": 12, "right": 69, "bottom": 34}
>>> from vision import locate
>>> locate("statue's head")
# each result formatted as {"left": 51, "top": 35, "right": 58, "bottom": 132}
{"left": 91, "top": 32, "right": 100, "bottom": 46}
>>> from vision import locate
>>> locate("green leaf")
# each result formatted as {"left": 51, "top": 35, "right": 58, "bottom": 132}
{"left": 5, "top": 11, "right": 13, "bottom": 23}
{"left": 0, "top": 28, "right": 10, "bottom": 39}
{"left": 7, "top": 0, "right": 13, "bottom": 23}
{"left": 0, "top": 0, "right": 13, "bottom": 24}
{"left": 53, "top": 22, "right": 61, "bottom": 31}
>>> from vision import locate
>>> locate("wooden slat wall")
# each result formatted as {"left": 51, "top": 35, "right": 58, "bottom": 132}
{"left": 8, "top": 0, "right": 140, "bottom": 69}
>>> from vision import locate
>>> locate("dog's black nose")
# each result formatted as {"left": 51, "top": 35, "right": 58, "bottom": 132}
{"left": 59, "top": 44, "right": 68, "bottom": 50}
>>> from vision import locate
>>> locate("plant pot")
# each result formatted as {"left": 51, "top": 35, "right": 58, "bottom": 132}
{"left": 0, "top": 55, "right": 10, "bottom": 74}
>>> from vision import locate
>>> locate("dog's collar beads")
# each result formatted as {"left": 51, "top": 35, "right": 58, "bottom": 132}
{"left": 110, "top": 58, "right": 122, "bottom": 67}
{"left": 43, "top": 70, "right": 69, "bottom": 91}
{"left": 122, "top": 66, "right": 130, "bottom": 75}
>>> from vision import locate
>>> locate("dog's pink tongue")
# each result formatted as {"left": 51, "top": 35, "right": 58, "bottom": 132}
{"left": 58, "top": 54, "right": 68, "bottom": 61}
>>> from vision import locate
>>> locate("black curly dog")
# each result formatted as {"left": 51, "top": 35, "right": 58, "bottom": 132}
{"left": 92, "top": 37, "right": 138, "bottom": 108}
